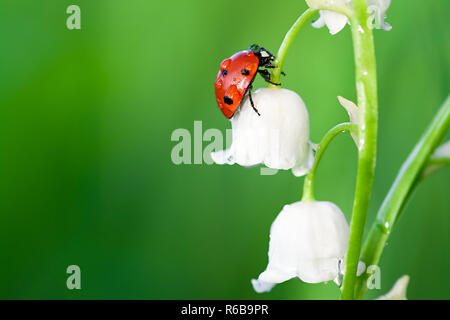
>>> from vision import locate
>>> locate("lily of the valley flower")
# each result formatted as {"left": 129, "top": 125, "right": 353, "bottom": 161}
{"left": 307, "top": 0, "right": 392, "bottom": 35}
{"left": 211, "top": 88, "right": 312, "bottom": 176}
{"left": 251, "top": 201, "right": 350, "bottom": 293}
{"left": 376, "top": 275, "right": 410, "bottom": 300}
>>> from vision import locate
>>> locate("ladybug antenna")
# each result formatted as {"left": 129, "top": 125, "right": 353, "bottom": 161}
{"left": 248, "top": 44, "right": 261, "bottom": 54}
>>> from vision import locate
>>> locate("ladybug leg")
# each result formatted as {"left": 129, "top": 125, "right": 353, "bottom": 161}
{"left": 258, "top": 69, "right": 281, "bottom": 86}
{"left": 248, "top": 89, "right": 261, "bottom": 116}
{"left": 263, "top": 64, "right": 286, "bottom": 76}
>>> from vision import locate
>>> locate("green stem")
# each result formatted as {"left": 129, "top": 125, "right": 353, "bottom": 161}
{"left": 270, "top": 8, "right": 317, "bottom": 87}
{"left": 354, "top": 95, "right": 450, "bottom": 299}
{"left": 341, "top": 0, "right": 379, "bottom": 300}
{"left": 302, "top": 123, "right": 358, "bottom": 201}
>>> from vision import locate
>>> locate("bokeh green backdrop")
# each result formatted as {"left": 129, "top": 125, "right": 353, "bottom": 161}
{"left": 0, "top": 0, "right": 449, "bottom": 299}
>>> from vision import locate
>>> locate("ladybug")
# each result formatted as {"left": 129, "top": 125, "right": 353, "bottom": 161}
{"left": 214, "top": 44, "right": 284, "bottom": 119}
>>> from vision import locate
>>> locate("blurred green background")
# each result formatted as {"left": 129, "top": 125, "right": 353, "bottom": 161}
{"left": 0, "top": 0, "right": 449, "bottom": 299}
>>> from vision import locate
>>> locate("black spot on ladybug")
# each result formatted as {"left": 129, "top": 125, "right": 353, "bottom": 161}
{"left": 241, "top": 69, "right": 250, "bottom": 76}
{"left": 222, "top": 70, "right": 228, "bottom": 76}
{"left": 224, "top": 96, "right": 233, "bottom": 105}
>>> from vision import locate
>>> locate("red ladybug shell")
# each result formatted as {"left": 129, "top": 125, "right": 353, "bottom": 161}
{"left": 214, "top": 50, "right": 259, "bottom": 118}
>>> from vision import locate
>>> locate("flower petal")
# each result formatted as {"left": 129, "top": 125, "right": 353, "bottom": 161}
{"left": 210, "top": 149, "right": 233, "bottom": 165}
{"left": 311, "top": 15, "right": 326, "bottom": 29}
{"left": 322, "top": 10, "right": 349, "bottom": 35}
{"left": 251, "top": 267, "right": 296, "bottom": 293}
{"left": 251, "top": 278, "right": 276, "bottom": 293}
{"left": 292, "top": 144, "right": 314, "bottom": 177}
{"left": 311, "top": 10, "right": 349, "bottom": 35}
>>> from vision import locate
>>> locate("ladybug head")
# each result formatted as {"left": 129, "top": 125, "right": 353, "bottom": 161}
{"left": 249, "top": 44, "right": 262, "bottom": 53}
{"left": 248, "top": 44, "right": 275, "bottom": 64}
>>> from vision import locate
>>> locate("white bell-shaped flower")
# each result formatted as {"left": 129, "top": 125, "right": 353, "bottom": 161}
{"left": 252, "top": 201, "right": 350, "bottom": 293}
{"left": 211, "top": 88, "right": 312, "bottom": 176}
{"left": 308, "top": 0, "right": 392, "bottom": 35}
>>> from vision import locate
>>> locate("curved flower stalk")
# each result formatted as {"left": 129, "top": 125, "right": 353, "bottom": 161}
{"left": 307, "top": 0, "right": 392, "bottom": 34}
{"left": 251, "top": 201, "right": 350, "bottom": 293}
{"left": 376, "top": 275, "right": 409, "bottom": 300}
{"left": 211, "top": 88, "right": 313, "bottom": 176}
